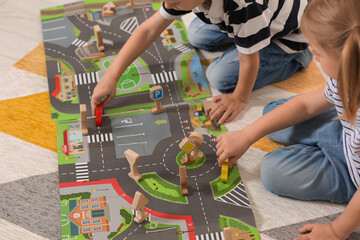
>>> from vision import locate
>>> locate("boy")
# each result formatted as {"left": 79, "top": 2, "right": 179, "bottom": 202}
{"left": 91, "top": 0, "right": 312, "bottom": 124}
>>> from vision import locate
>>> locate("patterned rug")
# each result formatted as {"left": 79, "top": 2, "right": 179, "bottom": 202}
{"left": 1, "top": 35, "right": 359, "bottom": 239}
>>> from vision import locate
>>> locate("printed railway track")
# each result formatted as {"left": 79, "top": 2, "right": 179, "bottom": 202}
{"left": 40, "top": 0, "right": 162, "bottom": 16}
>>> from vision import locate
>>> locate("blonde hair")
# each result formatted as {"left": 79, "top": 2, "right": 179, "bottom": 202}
{"left": 301, "top": 0, "right": 360, "bottom": 124}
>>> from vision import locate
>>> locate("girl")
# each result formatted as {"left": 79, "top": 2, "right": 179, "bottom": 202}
{"left": 216, "top": 0, "right": 360, "bottom": 239}
{"left": 91, "top": 0, "right": 312, "bottom": 124}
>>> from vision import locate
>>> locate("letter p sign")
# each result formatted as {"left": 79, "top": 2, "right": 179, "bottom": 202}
{"left": 150, "top": 85, "right": 164, "bottom": 101}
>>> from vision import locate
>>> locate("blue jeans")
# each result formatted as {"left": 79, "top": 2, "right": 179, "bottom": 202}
{"left": 260, "top": 96, "right": 357, "bottom": 203}
{"left": 188, "top": 17, "right": 313, "bottom": 93}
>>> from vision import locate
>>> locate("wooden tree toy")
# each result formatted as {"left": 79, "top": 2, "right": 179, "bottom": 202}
{"left": 179, "top": 138, "right": 196, "bottom": 165}
{"left": 93, "top": 24, "right": 105, "bottom": 52}
{"left": 126, "top": 0, "right": 138, "bottom": 8}
{"left": 223, "top": 227, "right": 255, "bottom": 240}
{"left": 179, "top": 166, "right": 188, "bottom": 196}
{"left": 188, "top": 132, "right": 204, "bottom": 159}
{"left": 124, "top": 149, "right": 142, "bottom": 181}
{"left": 101, "top": 2, "right": 116, "bottom": 17}
{"left": 132, "top": 191, "right": 149, "bottom": 223}
{"left": 79, "top": 104, "right": 88, "bottom": 135}
{"left": 221, "top": 159, "right": 229, "bottom": 183}
{"left": 149, "top": 85, "right": 165, "bottom": 114}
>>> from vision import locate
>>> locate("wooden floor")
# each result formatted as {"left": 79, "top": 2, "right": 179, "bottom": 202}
{"left": 0, "top": 1, "right": 350, "bottom": 240}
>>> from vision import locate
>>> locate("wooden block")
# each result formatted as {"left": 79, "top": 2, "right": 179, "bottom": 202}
{"left": 124, "top": 149, "right": 142, "bottom": 181}
{"left": 179, "top": 166, "right": 188, "bottom": 196}
{"left": 132, "top": 191, "right": 149, "bottom": 223}
{"left": 93, "top": 25, "right": 105, "bottom": 52}
{"left": 221, "top": 159, "right": 229, "bottom": 183}
{"left": 80, "top": 104, "right": 88, "bottom": 135}
{"left": 101, "top": 10, "right": 114, "bottom": 17}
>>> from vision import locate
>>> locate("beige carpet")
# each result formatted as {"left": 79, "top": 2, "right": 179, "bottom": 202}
{"left": 1, "top": 6, "right": 359, "bottom": 240}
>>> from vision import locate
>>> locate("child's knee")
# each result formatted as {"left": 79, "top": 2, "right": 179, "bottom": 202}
{"left": 205, "top": 65, "right": 223, "bottom": 90}
{"left": 188, "top": 19, "right": 209, "bottom": 49}
{"left": 260, "top": 153, "right": 280, "bottom": 192}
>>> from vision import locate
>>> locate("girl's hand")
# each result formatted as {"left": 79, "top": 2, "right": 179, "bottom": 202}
{"left": 295, "top": 223, "right": 342, "bottom": 240}
{"left": 209, "top": 93, "right": 247, "bottom": 125}
{"left": 216, "top": 129, "right": 252, "bottom": 168}
{"left": 91, "top": 75, "right": 118, "bottom": 115}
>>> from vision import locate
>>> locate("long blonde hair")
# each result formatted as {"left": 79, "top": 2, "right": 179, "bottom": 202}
{"left": 301, "top": 0, "right": 360, "bottom": 124}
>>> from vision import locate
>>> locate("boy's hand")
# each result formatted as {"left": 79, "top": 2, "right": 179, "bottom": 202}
{"left": 216, "top": 130, "right": 252, "bottom": 168}
{"left": 91, "top": 75, "right": 117, "bottom": 115}
{"left": 209, "top": 93, "right": 246, "bottom": 125}
{"left": 295, "top": 223, "right": 342, "bottom": 240}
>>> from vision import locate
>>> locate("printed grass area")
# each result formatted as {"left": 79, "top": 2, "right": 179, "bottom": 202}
{"left": 108, "top": 207, "right": 133, "bottom": 240}
{"left": 138, "top": 172, "right": 188, "bottom": 204}
{"left": 176, "top": 151, "right": 205, "bottom": 169}
{"left": 74, "top": 27, "right": 80, "bottom": 37}
{"left": 218, "top": 216, "right": 260, "bottom": 240}
{"left": 210, "top": 165, "right": 241, "bottom": 198}
{"left": 51, "top": 106, "right": 80, "bottom": 122}
{"left": 46, "top": 57, "right": 74, "bottom": 73}
{"left": 145, "top": 222, "right": 182, "bottom": 240}
{"left": 106, "top": 105, "right": 153, "bottom": 117}
{"left": 152, "top": 2, "right": 162, "bottom": 10}
{"left": 41, "top": 14, "right": 65, "bottom": 22}
{"left": 178, "top": 54, "right": 212, "bottom": 102}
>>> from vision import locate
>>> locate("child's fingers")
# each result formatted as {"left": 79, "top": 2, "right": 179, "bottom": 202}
{"left": 225, "top": 112, "right": 236, "bottom": 123}
{"left": 102, "top": 95, "right": 112, "bottom": 106}
{"left": 210, "top": 104, "right": 226, "bottom": 121}
{"left": 228, "top": 156, "right": 237, "bottom": 168}
{"left": 298, "top": 224, "right": 314, "bottom": 233}
{"left": 91, "top": 98, "right": 100, "bottom": 115}
{"left": 216, "top": 147, "right": 224, "bottom": 159}
{"left": 218, "top": 109, "right": 231, "bottom": 125}
{"left": 216, "top": 140, "right": 223, "bottom": 150}
{"left": 212, "top": 95, "right": 222, "bottom": 103}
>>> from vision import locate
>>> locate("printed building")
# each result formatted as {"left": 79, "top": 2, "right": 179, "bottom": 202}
{"left": 67, "top": 196, "right": 110, "bottom": 235}
{"left": 52, "top": 74, "right": 77, "bottom": 102}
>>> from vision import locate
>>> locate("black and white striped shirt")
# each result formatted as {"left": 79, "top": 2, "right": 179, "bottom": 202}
{"left": 325, "top": 77, "right": 360, "bottom": 188}
{"left": 160, "top": 0, "right": 309, "bottom": 54}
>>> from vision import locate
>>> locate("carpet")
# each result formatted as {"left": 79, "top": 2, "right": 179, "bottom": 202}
{"left": 1, "top": 12, "right": 359, "bottom": 240}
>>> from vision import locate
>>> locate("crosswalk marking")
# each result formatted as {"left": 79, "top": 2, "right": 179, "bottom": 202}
{"left": 214, "top": 182, "right": 251, "bottom": 208}
{"left": 151, "top": 71, "right": 179, "bottom": 84}
{"left": 96, "top": 72, "right": 100, "bottom": 82}
{"left": 74, "top": 72, "right": 100, "bottom": 85}
{"left": 72, "top": 38, "right": 88, "bottom": 47}
{"left": 196, "top": 232, "right": 223, "bottom": 240}
{"left": 78, "top": 74, "right": 83, "bottom": 85}
{"left": 164, "top": 71, "right": 169, "bottom": 82}
{"left": 75, "top": 162, "right": 89, "bottom": 182}
{"left": 88, "top": 133, "right": 114, "bottom": 143}
{"left": 82, "top": 73, "right": 87, "bottom": 84}
{"left": 120, "top": 16, "right": 139, "bottom": 34}
{"left": 174, "top": 44, "right": 192, "bottom": 53}
{"left": 151, "top": 74, "right": 156, "bottom": 84}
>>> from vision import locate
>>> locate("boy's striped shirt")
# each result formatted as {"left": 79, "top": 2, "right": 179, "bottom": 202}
{"left": 160, "top": 0, "right": 309, "bottom": 54}
{"left": 325, "top": 77, "right": 360, "bottom": 188}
